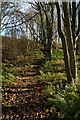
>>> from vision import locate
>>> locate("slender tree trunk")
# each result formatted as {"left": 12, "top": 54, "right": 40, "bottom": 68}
{"left": 47, "top": 23, "right": 52, "bottom": 60}
{"left": 72, "top": 2, "right": 76, "bottom": 44}
{"left": 45, "top": 3, "right": 54, "bottom": 60}
{"left": 39, "top": 3, "right": 47, "bottom": 55}
{"left": 63, "top": 2, "right": 76, "bottom": 79}
{"left": 56, "top": 2, "right": 72, "bottom": 83}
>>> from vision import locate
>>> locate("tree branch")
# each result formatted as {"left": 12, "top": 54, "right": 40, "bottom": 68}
{"left": 1, "top": 12, "right": 40, "bottom": 30}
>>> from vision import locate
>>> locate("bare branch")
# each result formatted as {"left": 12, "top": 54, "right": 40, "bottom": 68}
{"left": 1, "top": 12, "right": 40, "bottom": 30}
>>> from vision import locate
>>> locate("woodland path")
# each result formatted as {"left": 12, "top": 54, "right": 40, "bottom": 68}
{"left": 2, "top": 57, "right": 52, "bottom": 120}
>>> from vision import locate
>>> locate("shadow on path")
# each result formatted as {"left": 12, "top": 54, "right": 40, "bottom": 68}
{"left": 2, "top": 57, "right": 53, "bottom": 119}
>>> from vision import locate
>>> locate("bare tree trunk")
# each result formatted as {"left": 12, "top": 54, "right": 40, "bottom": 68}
{"left": 38, "top": 3, "right": 47, "bottom": 55}
{"left": 44, "top": 3, "right": 54, "bottom": 60}
{"left": 56, "top": 2, "right": 72, "bottom": 83}
{"left": 63, "top": 2, "right": 77, "bottom": 79}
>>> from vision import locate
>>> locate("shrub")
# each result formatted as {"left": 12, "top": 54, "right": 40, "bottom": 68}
{"left": 47, "top": 85, "right": 80, "bottom": 120}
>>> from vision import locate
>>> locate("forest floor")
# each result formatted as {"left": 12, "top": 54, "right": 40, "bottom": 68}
{"left": 2, "top": 57, "right": 54, "bottom": 120}
{"left": 2, "top": 44, "right": 67, "bottom": 120}
{"left": 2, "top": 37, "right": 80, "bottom": 119}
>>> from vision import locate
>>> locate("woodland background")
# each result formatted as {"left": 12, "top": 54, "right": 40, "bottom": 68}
{"left": 1, "top": 1, "right": 80, "bottom": 119}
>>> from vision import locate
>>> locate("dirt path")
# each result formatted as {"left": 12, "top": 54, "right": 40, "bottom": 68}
{"left": 2, "top": 58, "right": 52, "bottom": 119}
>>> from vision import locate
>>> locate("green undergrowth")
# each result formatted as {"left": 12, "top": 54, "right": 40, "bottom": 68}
{"left": 35, "top": 48, "right": 80, "bottom": 120}
{"left": 47, "top": 84, "right": 80, "bottom": 120}
{"left": 2, "top": 61, "right": 21, "bottom": 84}
{"left": 36, "top": 48, "right": 66, "bottom": 86}
{"left": 2, "top": 45, "right": 44, "bottom": 84}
